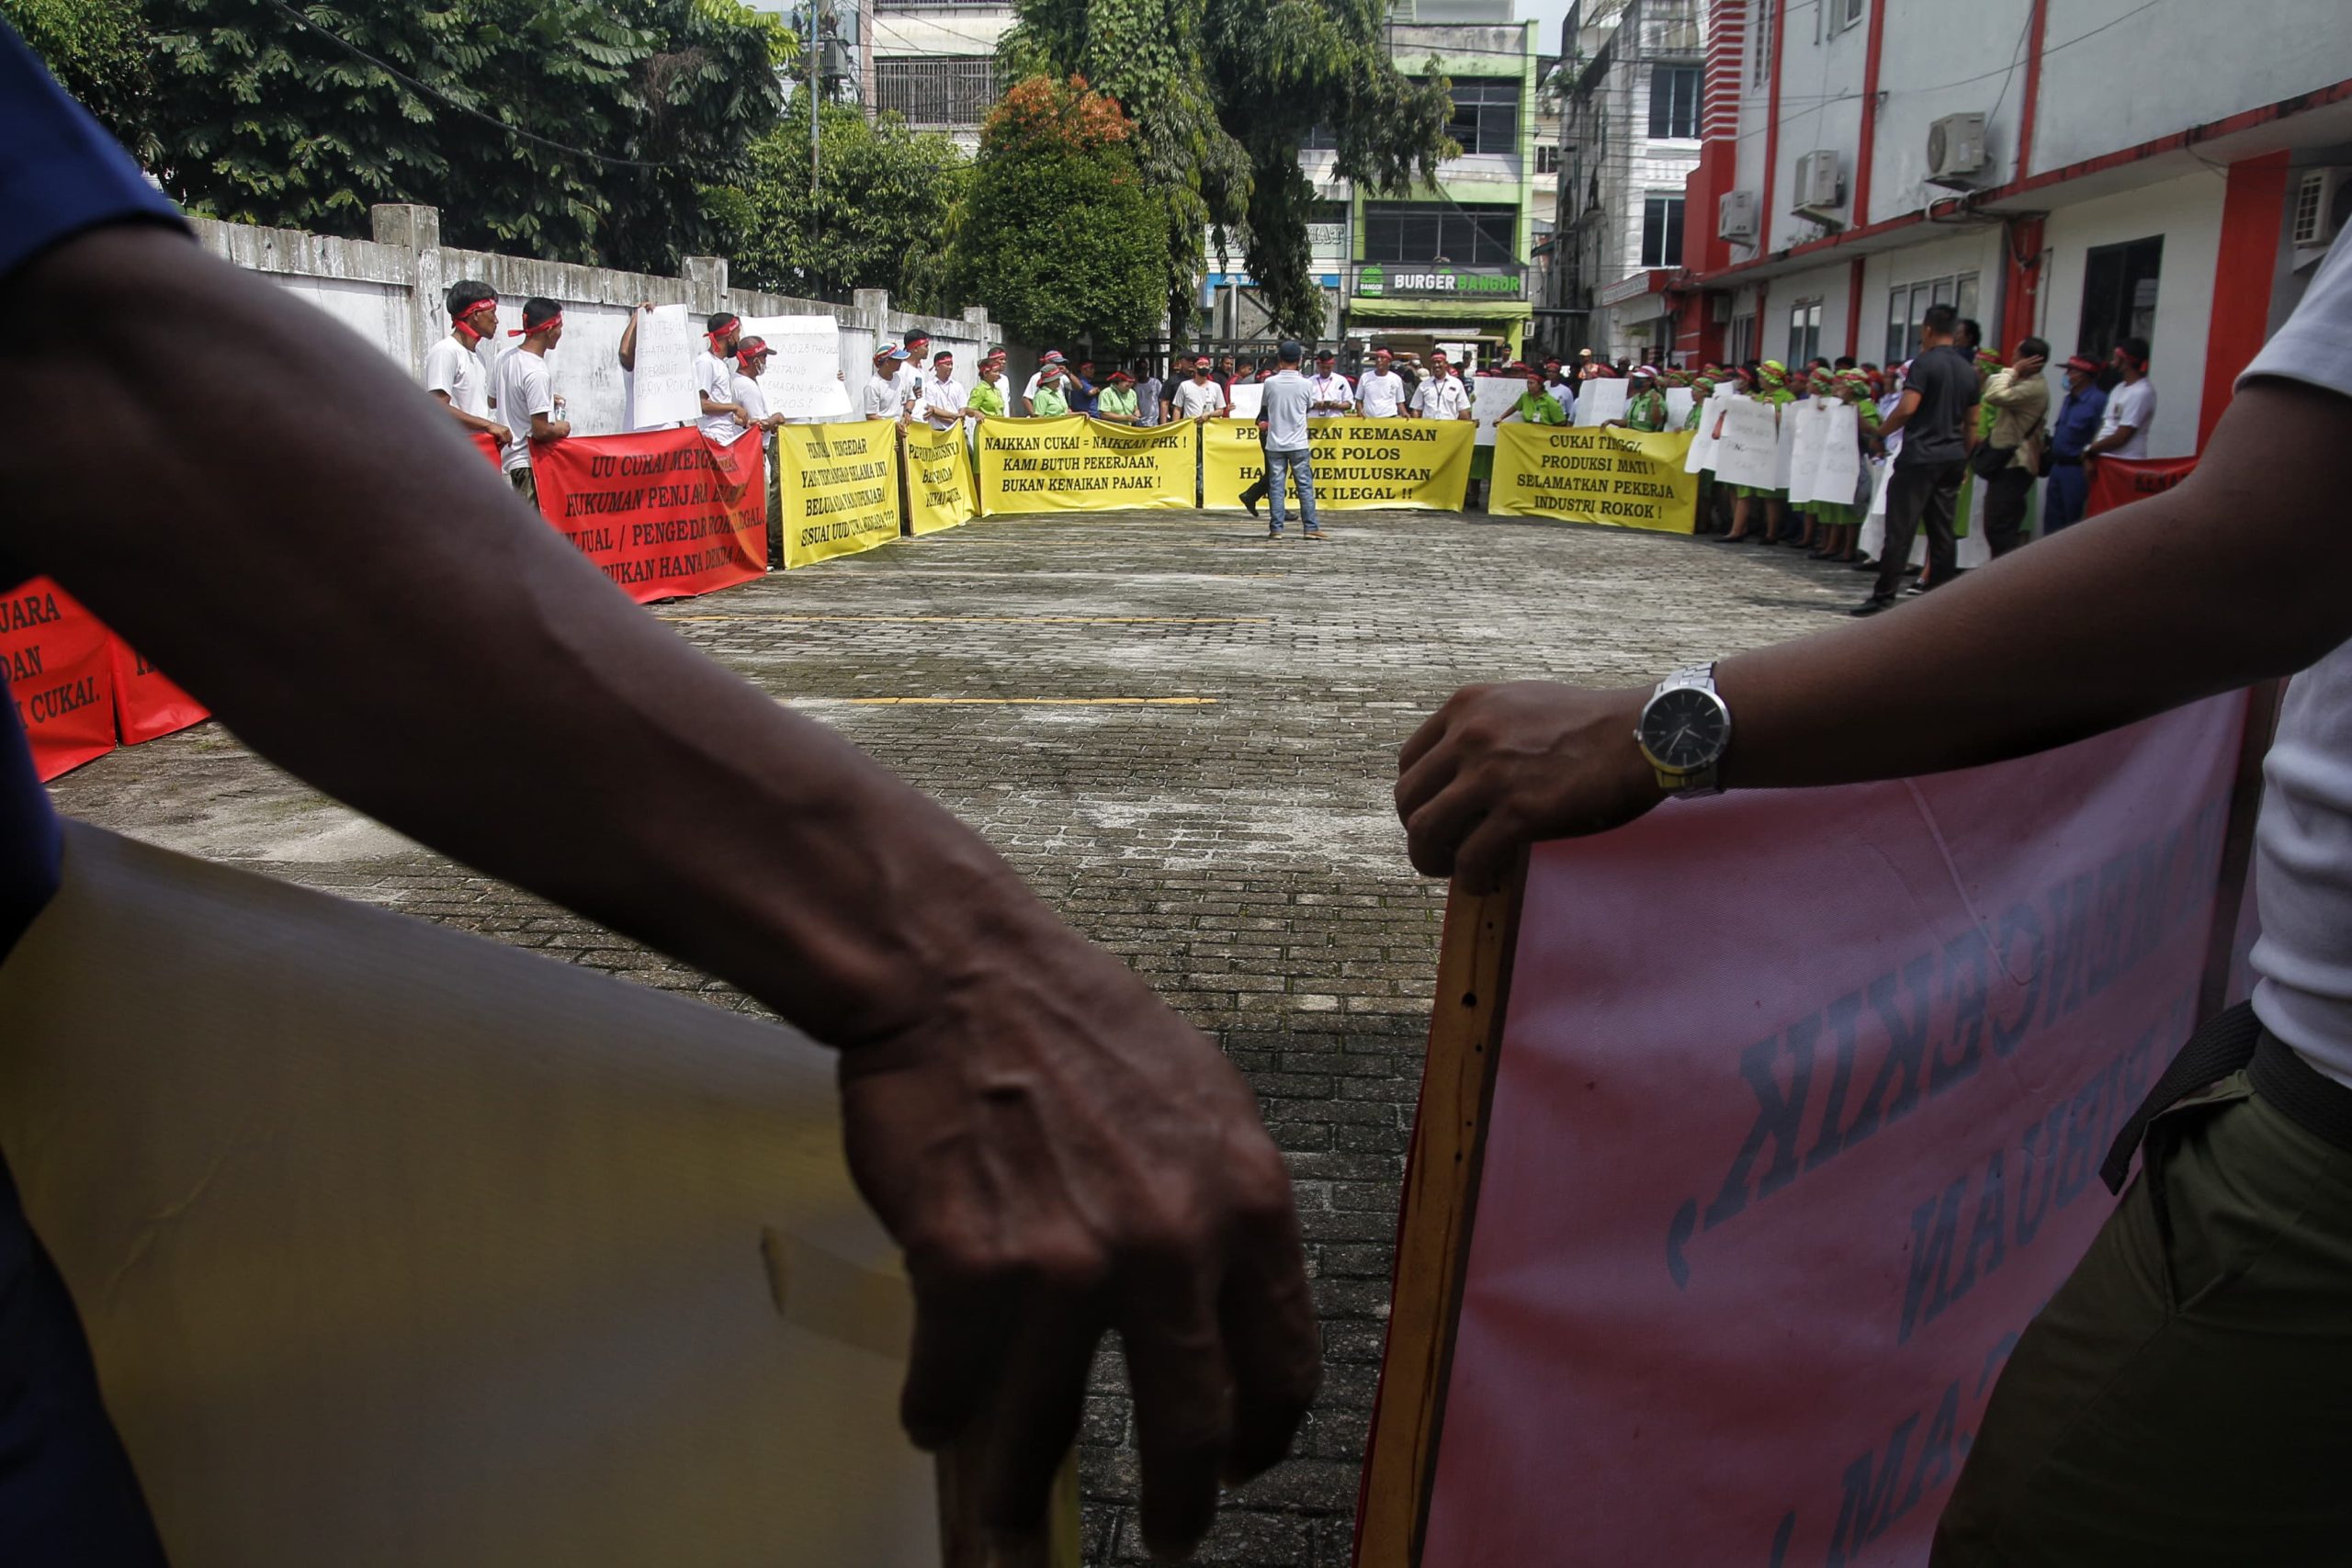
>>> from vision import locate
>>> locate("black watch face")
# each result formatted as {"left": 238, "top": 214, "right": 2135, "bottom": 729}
{"left": 1640, "top": 687, "right": 1727, "bottom": 772}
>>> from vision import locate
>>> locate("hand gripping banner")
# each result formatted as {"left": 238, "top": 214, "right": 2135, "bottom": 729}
{"left": 1488, "top": 424, "right": 1700, "bottom": 533}
{"left": 776, "top": 422, "right": 904, "bottom": 569}
{"left": 975, "top": 415, "right": 1196, "bottom": 516}
{"left": 1200, "top": 418, "right": 1474, "bottom": 513}
{"left": 1360, "top": 692, "right": 2262, "bottom": 1567}
{"left": 527, "top": 429, "right": 769, "bottom": 603}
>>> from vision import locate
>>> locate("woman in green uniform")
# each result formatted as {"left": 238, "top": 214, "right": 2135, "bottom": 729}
{"left": 1616, "top": 366, "right": 1668, "bottom": 433}
{"left": 1717, "top": 360, "right": 1795, "bottom": 543}
{"left": 1807, "top": 369, "right": 1880, "bottom": 563}
{"left": 1501, "top": 364, "right": 1567, "bottom": 426}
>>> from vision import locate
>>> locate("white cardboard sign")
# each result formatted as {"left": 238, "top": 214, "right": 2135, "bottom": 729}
{"left": 1713, "top": 397, "right": 1782, "bottom": 491}
{"left": 627, "top": 304, "right": 697, "bottom": 430}
{"left": 740, "top": 315, "right": 852, "bottom": 421}
{"left": 1573, "top": 378, "right": 1628, "bottom": 428}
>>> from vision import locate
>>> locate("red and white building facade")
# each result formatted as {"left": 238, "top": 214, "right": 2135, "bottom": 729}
{"left": 1666, "top": 0, "right": 2352, "bottom": 457}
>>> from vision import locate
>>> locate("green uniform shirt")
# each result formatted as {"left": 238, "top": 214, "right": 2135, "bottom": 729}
{"left": 967, "top": 380, "right": 1006, "bottom": 417}
{"left": 1032, "top": 383, "right": 1069, "bottom": 419}
{"left": 1094, "top": 385, "right": 1137, "bottom": 421}
{"left": 1513, "top": 389, "right": 1566, "bottom": 425}
{"left": 1625, "top": 389, "right": 1667, "bottom": 432}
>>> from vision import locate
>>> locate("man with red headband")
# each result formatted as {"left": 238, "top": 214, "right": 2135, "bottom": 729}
{"left": 421, "top": 279, "right": 507, "bottom": 449}
{"left": 2086, "top": 334, "right": 2155, "bottom": 461}
{"left": 723, "top": 337, "right": 785, "bottom": 444}
{"left": 491, "top": 296, "right": 570, "bottom": 504}
{"left": 695, "top": 311, "right": 748, "bottom": 442}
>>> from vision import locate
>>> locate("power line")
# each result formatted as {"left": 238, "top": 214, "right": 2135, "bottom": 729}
{"left": 261, "top": 0, "right": 671, "bottom": 169}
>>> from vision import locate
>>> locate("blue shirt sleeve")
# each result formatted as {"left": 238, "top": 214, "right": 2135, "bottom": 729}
{"left": 0, "top": 19, "right": 186, "bottom": 286}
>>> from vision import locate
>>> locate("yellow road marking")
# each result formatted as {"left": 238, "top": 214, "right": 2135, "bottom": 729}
{"left": 821, "top": 697, "right": 1219, "bottom": 707}
{"left": 662, "top": 615, "right": 1270, "bottom": 625}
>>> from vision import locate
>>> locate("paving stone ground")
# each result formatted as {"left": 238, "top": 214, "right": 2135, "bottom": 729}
{"left": 50, "top": 503, "right": 1857, "bottom": 1565}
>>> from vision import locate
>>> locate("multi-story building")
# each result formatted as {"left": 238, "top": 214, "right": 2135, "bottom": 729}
{"left": 1667, "top": 0, "right": 2352, "bottom": 457}
{"left": 1543, "top": 0, "right": 1708, "bottom": 364}
{"left": 862, "top": 0, "right": 1012, "bottom": 152}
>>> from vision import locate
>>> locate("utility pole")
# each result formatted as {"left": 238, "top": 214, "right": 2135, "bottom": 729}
{"left": 807, "top": 0, "right": 823, "bottom": 265}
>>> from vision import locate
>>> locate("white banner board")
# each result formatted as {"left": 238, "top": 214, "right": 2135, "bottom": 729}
{"left": 740, "top": 315, "right": 852, "bottom": 421}
{"left": 1814, "top": 404, "right": 1862, "bottom": 510}
{"left": 1471, "top": 376, "right": 1522, "bottom": 447}
{"left": 1226, "top": 381, "right": 1263, "bottom": 422}
{"left": 1713, "top": 398, "right": 1782, "bottom": 491}
{"left": 1784, "top": 400, "right": 1828, "bottom": 507}
{"left": 1664, "top": 388, "right": 1694, "bottom": 429}
{"left": 1573, "top": 378, "right": 1628, "bottom": 428}
{"left": 626, "top": 303, "right": 696, "bottom": 430}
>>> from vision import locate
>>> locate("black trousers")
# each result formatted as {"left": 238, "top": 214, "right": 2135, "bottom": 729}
{"left": 1871, "top": 459, "right": 1965, "bottom": 600}
{"left": 1982, "top": 464, "right": 2034, "bottom": 558}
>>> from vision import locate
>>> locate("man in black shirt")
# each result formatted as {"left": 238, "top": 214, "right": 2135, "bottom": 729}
{"left": 1855, "top": 303, "right": 1980, "bottom": 616}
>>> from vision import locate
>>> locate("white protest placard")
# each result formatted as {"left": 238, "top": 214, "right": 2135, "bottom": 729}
{"left": 1712, "top": 397, "right": 1781, "bottom": 490}
{"left": 1470, "top": 376, "right": 1521, "bottom": 447}
{"left": 740, "top": 315, "right": 852, "bottom": 421}
{"left": 1227, "top": 380, "right": 1263, "bottom": 422}
{"left": 1664, "top": 388, "right": 1694, "bottom": 429}
{"left": 1783, "top": 400, "right": 1828, "bottom": 507}
{"left": 1770, "top": 401, "right": 1796, "bottom": 491}
{"left": 1573, "top": 378, "right": 1628, "bottom": 428}
{"left": 1682, "top": 389, "right": 1731, "bottom": 475}
{"left": 1814, "top": 403, "right": 1862, "bottom": 510}
{"left": 626, "top": 304, "right": 696, "bottom": 430}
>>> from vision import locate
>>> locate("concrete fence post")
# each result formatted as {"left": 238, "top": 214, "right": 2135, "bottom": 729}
{"left": 854, "top": 288, "right": 891, "bottom": 345}
{"left": 370, "top": 203, "right": 442, "bottom": 378}
{"left": 683, "top": 255, "right": 729, "bottom": 318}
{"left": 962, "top": 305, "right": 996, "bottom": 353}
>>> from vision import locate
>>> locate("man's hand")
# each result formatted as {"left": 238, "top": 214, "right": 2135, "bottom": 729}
{"left": 2012, "top": 354, "right": 2047, "bottom": 379}
{"left": 837, "top": 930, "right": 1318, "bottom": 1560}
{"left": 487, "top": 423, "right": 511, "bottom": 447}
{"left": 1396, "top": 682, "right": 1659, "bottom": 891}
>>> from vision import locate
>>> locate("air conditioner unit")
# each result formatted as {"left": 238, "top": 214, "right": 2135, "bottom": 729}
{"left": 2291, "top": 166, "right": 2352, "bottom": 251}
{"left": 1927, "top": 113, "right": 1989, "bottom": 184}
{"left": 1718, "top": 190, "right": 1758, "bottom": 243}
{"left": 1792, "top": 150, "right": 1843, "bottom": 211}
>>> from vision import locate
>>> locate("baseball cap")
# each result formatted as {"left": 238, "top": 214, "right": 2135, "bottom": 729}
{"left": 1278, "top": 339, "right": 1304, "bottom": 361}
{"left": 874, "top": 343, "right": 909, "bottom": 362}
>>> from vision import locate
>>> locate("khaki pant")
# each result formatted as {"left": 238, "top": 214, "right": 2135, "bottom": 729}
{"left": 1934, "top": 1067, "right": 2352, "bottom": 1564}
{"left": 508, "top": 467, "right": 537, "bottom": 507}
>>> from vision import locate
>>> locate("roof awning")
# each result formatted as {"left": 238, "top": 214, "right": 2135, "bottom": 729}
{"left": 1344, "top": 298, "right": 1536, "bottom": 323}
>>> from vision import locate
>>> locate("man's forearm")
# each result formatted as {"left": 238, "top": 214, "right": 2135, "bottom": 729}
{"left": 1713, "top": 379, "right": 2352, "bottom": 789}
{"left": 0, "top": 225, "right": 1053, "bottom": 1048}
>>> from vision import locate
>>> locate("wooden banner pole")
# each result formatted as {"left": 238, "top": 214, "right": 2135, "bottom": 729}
{"left": 1353, "top": 857, "right": 1528, "bottom": 1568}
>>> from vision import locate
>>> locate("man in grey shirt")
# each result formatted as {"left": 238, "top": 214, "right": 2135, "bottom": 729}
{"left": 1258, "top": 341, "right": 1321, "bottom": 539}
{"left": 1857, "top": 301, "right": 1980, "bottom": 615}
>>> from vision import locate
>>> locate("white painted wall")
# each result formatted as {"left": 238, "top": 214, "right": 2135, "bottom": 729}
{"left": 1858, "top": 224, "right": 2005, "bottom": 364}
{"left": 1766, "top": 258, "right": 1852, "bottom": 366}
{"left": 2038, "top": 169, "right": 2226, "bottom": 457}
{"left": 2033, "top": 0, "right": 2349, "bottom": 177}
{"left": 1764, "top": 0, "right": 1869, "bottom": 252}
{"left": 1869, "top": 0, "right": 2035, "bottom": 226}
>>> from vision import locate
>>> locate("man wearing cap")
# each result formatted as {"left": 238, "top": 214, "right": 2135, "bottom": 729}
{"left": 721, "top": 337, "right": 786, "bottom": 449}
{"left": 1612, "top": 367, "right": 1668, "bottom": 433}
{"left": 915, "top": 349, "right": 966, "bottom": 434}
{"left": 1257, "top": 340, "right": 1321, "bottom": 540}
{"left": 492, "top": 297, "right": 570, "bottom": 504}
{"left": 1357, "top": 349, "right": 1406, "bottom": 419}
{"left": 2043, "top": 354, "right": 2109, "bottom": 534}
{"left": 2086, "top": 335, "right": 2156, "bottom": 462}
{"left": 1308, "top": 350, "right": 1354, "bottom": 418}
{"left": 1093, "top": 369, "right": 1140, "bottom": 424}
{"left": 1021, "top": 350, "right": 1067, "bottom": 416}
{"left": 864, "top": 344, "right": 910, "bottom": 423}
{"left": 422, "top": 280, "right": 508, "bottom": 448}
{"left": 1408, "top": 351, "right": 1473, "bottom": 422}
{"left": 697, "top": 311, "right": 749, "bottom": 441}
{"left": 1170, "top": 354, "right": 1227, "bottom": 422}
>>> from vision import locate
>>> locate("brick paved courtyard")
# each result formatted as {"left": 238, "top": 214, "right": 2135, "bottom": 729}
{"left": 51, "top": 505, "right": 1855, "bottom": 1566}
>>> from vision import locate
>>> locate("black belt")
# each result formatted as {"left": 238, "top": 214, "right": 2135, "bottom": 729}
{"left": 2101, "top": 1000, "right": 2352, "bottom": 1192}
{"left": 2050, "top": 454, "right": 2085, "bottom": 467}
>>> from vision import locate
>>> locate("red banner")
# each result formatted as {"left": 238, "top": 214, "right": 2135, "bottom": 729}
{"left": 109, "top": 638, "right": 209, "bottom": 747}
{"left": 2086, "top": 453, "right": 2198, "bottom": 517}
{"left": 3, "top": 578, "right": 119, "bottom": 781}
{"left": 469, "top": 430, "right": 504, "bottom": 469}
{"left": 526, "top": 429, "right": 769, "bottom": 604}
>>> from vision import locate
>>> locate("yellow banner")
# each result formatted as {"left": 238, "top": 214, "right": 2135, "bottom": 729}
{"left": 903, "top": 423, "right": 978, "bottom": 536}
{"left": 778, "top": 422, "right": 902, "bottom": 569}
{"left": 1490, "top": 423, "right": 1700, "bottom": 534}
{"left": 975, "top": 414, "right": 1197, "bottom": 516}
{"left": 1201, "top": 417, "right": 1474, "bottom": 512}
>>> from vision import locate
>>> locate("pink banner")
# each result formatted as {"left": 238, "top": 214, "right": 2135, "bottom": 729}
{"left": 1419, "top": 694, "right": 2247, "bottom": 1566}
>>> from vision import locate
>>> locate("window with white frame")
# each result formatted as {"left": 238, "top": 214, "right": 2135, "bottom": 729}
{"left": 1883, "top": 271, "right": 1981, "bottom": 362}
{"left": 1787, "top": 299, "right": 1823, "bottom": 366}
{"left": 1832, "top": 0, "right": 1865, "bottom": 32}
{"left": 1752, "top": 0, "right": 1773, "bottom": 85}
{"left": 1536, "top": 143, "right": 1560, "bottom": 175}
{"left": 1648, "top": 65, "right": 1701, "bottom": 140}
{"left": 1640, "top": 195, "right": 1685, "bottom": 267}
{"left": 1728, "top": 312, "right": 1757, "bottom": 365}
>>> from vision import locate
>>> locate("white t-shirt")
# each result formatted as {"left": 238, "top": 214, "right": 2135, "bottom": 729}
{"left": 1308, "top": 372, "right": 1355, "bottom": 414}
{"left": 712, "top": 370, "right": 767, "bottom": 446}
{"left": 1357, "top": 369, "right": 1406, "bottom": 417}
{"left": 2097, "top": 376, "right": 2155, "bottom": 457}
{"left": 695, "top": 351, "right": 742, "bottom": 442}
{"left": 1411, "top": 373, "right": 1470, "bottom": 421}
{"left": 492, "top": 347, "right": 554, "bottom": 472}
{"left": 916, "top": 375, "right": 967, "bottom": 431}
{"left": 893, "top": 361, "right": 927, "bottom": 408}
{"left": 423, "top": 334, "right": 487, "bottom": 419}
{"left": 2241, "top": 222, "right": 2352, "bottom": 1087}
{"left": 1171, "top": 377, "right": 1227, "bottom": 419}
{"left": 863, "top": 374, "right": 904, "bottom": 420}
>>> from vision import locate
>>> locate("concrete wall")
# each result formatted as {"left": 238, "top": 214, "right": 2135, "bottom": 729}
{"left": 192, "top": 204, "right": 1000, "bottom": 438}
{"left": 1866, "top": 0, "right": 2034, "bottom": 227}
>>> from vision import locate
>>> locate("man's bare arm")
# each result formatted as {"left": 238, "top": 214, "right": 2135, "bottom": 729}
{"left": 0, "top": 225, "right": 1317, "bottom": 1557}
{"left": 428, "top": 389, "right": 508, "bottom": 443}
{"left": 1397, "top": 378, "right": 2352, "bottom": 888}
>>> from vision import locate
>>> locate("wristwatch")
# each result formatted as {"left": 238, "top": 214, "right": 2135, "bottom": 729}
{"left": 1634, "top": 663, "right": 1732, "bottom": 797}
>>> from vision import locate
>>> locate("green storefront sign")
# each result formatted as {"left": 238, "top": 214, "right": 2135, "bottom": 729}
{"left": 1352, "top": 264, "right": 1523, "bottom": 299}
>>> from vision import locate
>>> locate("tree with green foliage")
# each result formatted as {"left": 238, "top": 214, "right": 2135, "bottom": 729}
{"left": 999, "top": 0, "right": 1454, "bottom": 339}
{"left": 128, "top": 0, "right": 790, "bottom": 272}
{"left": 957, "top": 74, "right": 1164, "bottom": 353}
{"left": 0, "top": 0, "right": 156, "bottom": 162}
{"left": 711, "top": 103, "right": 967, "bottom": 310}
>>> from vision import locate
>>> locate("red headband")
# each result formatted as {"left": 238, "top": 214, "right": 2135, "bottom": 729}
{"left": 509, "top": 313, "right": 561, "bottom": 337}
{"left": 707, "top": 320, "right": 740, "bottom": 343}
